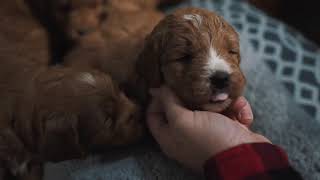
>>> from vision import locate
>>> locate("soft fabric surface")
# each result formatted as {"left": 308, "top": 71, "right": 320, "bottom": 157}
{"left": 44, "top": 0, "right": 320, "bottom": 179}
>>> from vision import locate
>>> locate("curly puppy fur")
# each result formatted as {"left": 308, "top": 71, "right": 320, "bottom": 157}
{"left": 63, "top": 10, "right": 164, "bottom": 82}
{"left": 62, "top": 0, "right": 164, "bottom": 99}
{"left": 137, "top": 8, "right": 246, "bottom": 112}
{"left": 62, "top": 7, "right": 244, "bottom": 113}
{"left": 48, "top": 0, "right": 158, "bottom": 41}
{"left": 0, "top": 1, "right": 143, "bottom": 179}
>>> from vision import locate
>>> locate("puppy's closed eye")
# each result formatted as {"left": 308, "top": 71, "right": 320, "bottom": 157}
{"left": 228, "top": 49, "right": 239, "bottom": 55}
{"left": 228, "top": 49, "right": 241, "bottom": 64}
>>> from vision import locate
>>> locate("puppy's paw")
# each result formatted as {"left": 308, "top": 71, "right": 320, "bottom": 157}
{"left": 89, "top": 91, "right": 144, "bottom": 148}
{"left": 112, "top": 92, "right": 144, "bottom": 145}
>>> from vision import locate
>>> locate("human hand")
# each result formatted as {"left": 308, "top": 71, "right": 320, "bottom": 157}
{"left": 147, "top": 86, "right": 270, "bottom": 172}
{"left": 223, "top": 96, "right": 254, "bottom": 127}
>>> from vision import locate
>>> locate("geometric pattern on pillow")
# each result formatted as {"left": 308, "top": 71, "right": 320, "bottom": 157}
{"left": 175, "top": 0, "right": 320, "bottom": 121}
{"left": 225, "top": 1, "right": 320, "bottom": 121}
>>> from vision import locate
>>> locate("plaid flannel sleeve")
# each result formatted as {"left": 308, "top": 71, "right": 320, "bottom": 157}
{"left": 204, "top": 143, "right": 303, "bottom": 180}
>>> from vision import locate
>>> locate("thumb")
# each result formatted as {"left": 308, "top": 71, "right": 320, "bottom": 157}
{"left": 225, "top": 96, "right": 253, "bottom": 126}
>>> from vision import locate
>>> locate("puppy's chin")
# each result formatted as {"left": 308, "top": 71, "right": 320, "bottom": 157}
{"left": 201, "top": 98, "right": 232, "bottom": 113}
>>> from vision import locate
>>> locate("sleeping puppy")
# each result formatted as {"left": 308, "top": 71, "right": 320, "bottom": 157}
{"left": 49, "top": 0, "right": 158, "bottom": 41}
{"left": 48, "top": 0, "right": 108, "bottom": 41}
{"left": 48, "top": 0, "right": 163, "bottom": 85}
{"left": 63, "top": 6, "right": 164, "bottom": 84}
{"left": 0, "top": 0, "right": 143, "bottom": 179}
{"left": 137, "top": 7, "right": 246, "bottom": 112}
{"left": 63, "top": 2, "right": 164, "bottom": 97}
{"left": 0, "top": 63, "right": 143, "bottom": 180}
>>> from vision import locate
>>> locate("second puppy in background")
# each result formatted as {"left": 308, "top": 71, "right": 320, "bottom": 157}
{"left": 61, "top": 0, "right": 164, "bottom": 97}
{"left": 0, "top": 1, "right": 144, "bottom": 179}
{"left": 49, "top": 0, "right": 160, "bottom": 41}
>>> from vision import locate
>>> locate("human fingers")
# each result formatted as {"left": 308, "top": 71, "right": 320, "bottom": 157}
{"left": 150, "top": 86, "right": 193, "bottom": 125}
{"left": 225, "top": 96, "right": 253, "bottom": 126}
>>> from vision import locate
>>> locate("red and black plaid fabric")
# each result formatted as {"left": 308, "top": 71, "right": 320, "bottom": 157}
{"left": 204, "top": 143, "right": 303, "bottom": 180}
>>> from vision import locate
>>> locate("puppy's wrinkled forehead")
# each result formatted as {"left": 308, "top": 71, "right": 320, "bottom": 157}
{"left": 183, "top": 14, "right": 203, "bottom": 29}
{"left": 178, "top": 9, "right": 239, "bottom": 47}
{"left": 159, "top": 9, "right": 239, "bottom": 49}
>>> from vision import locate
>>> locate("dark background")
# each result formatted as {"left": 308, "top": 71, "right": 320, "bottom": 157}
{"left": 249, "top": 0, "right": 320, "bottom": 45}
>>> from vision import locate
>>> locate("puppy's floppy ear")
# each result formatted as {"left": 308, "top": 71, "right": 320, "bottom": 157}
{"left": 136, "top": 31, "right": 164, "bottom": 88}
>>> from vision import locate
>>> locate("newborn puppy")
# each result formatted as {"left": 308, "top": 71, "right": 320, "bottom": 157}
{"left": 29, "top": 68, "right": 143, "bottom": 157}
{"left": 0, "top": 1, "right": 143, "bottom": 179}
{"left": 64, "top": 7, "right": 164, "bottom": 84}
{"left": 49, "top": 0, "right": 108, "bottom": 40}
{"left": 63, "top": 2, "right": 164, "bottom": 95}
{"left": 137, "top": 8, "right": 246, "bottom": 112}
{"left": 1, "top": 63, "right": 143, "bottom": 179}
{"left": 49, "top": 0, "right": 158, "bottom": 41}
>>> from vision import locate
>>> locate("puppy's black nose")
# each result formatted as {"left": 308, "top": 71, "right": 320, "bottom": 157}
{"left": 210, "top": 71, "right": 230, "bottom": 89}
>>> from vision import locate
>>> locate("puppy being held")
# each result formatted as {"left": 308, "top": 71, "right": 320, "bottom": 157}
{"left": 137, "top": 8, "right": 246, "bottom": 113}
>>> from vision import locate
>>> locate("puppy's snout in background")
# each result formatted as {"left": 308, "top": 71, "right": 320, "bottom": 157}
{"left": 76, "top": 28, "right": 93, "bottom": 36}
{"left": 69, "top": 10, "right": 101, "bottom": 39}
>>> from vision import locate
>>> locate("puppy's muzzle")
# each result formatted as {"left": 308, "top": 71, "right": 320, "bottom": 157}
{"left": 210, "top": 71, "right": 230, "bottom": 90}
